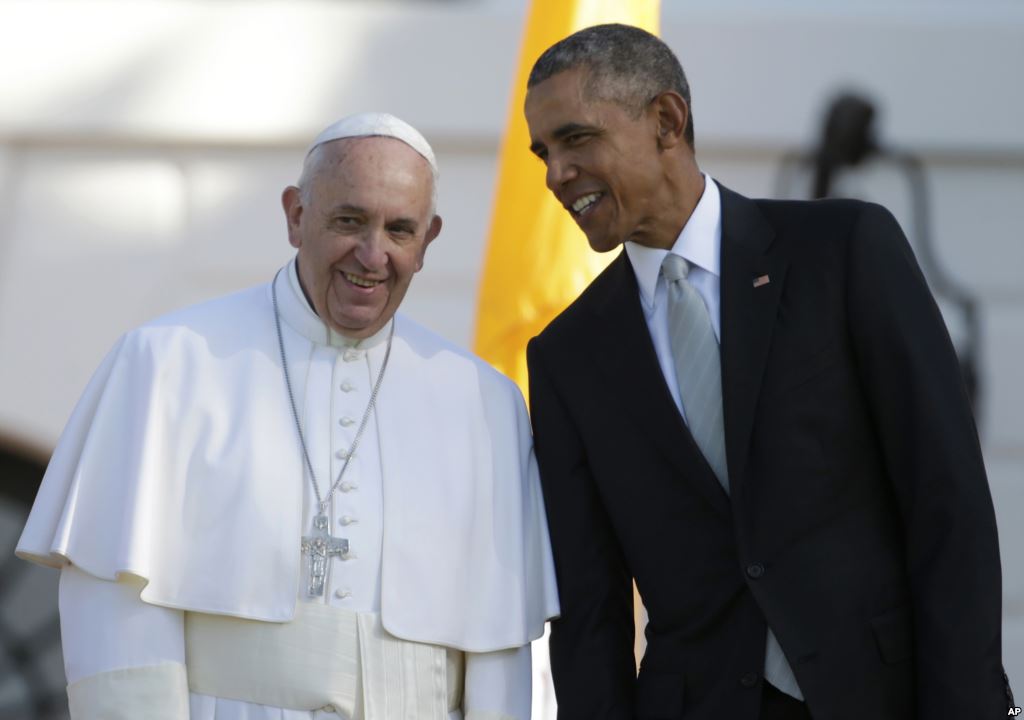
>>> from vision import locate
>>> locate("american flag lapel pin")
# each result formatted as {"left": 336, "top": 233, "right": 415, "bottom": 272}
{"left": 753, "top": 274, "right": 770, "bottom": 288}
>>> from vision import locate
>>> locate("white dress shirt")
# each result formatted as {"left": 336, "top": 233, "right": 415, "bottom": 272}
{"left": 624, "top": 174, "right": 722, "bottom": 422}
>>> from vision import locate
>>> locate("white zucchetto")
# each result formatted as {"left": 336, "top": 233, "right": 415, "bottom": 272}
{"left": 307, "top": 112, "right": 438, "bottom": 175}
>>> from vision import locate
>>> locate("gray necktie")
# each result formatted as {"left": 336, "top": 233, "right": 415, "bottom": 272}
{"left": 662, "top": 253, "right": 803, "bottom": 701}
{"left": 662, "top": 254, "right": 728, "bottom": 489}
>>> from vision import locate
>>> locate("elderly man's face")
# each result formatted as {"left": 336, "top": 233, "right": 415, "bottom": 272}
{"left": 283, "top": 137, "right": 441, "bottom": 338}
{"left": 525, "top": 67, "right": 670, "bottom": 252}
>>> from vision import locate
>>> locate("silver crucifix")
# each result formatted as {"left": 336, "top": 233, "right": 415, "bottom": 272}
{"left": 300, "top": 513, "right": 349, "bottom": 597}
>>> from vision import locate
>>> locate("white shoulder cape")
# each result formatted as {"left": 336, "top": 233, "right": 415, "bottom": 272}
{"left": 17, "top": 277, "right": 559, "bottom": 652}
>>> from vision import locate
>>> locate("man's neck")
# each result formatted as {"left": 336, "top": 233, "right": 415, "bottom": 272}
{"left": 629, "top": 166, "right": 705, "bottom": 250}
{"left": 667, "top": 161, "right": 706, "bottom": 245}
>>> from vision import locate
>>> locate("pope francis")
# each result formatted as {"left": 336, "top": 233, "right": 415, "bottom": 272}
{"left": 16, "top": 112, "right": 559, "bottom": 720}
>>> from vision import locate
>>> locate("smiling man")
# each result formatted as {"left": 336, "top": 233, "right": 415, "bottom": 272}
{"left": 523, "top": 23, "right": 1010, "bottom": 720}
{"left": 17, "top": 112, "right": 558, "bottom": 720}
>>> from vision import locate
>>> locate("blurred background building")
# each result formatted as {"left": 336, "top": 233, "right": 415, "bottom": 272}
{"left": 0, "top": 0, "right": 1021, "bottom": 717}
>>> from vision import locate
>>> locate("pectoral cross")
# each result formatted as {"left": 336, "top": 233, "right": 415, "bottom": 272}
{"left": 300, "top": 513, "right": 349, "bottom": 597}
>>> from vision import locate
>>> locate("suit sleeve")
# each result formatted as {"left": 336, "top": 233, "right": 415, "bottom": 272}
{"left": 845, "top": 203, "right": 1007, "bottom": 715}
{"left": 527, "top": 338, "right": 636, "bottom": 720}
{"left": 59, "top": 565, "right": 190, "bottom": 719}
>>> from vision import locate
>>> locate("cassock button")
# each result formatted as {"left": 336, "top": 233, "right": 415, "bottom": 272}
{"left": 340, "top": 482, "right": 357, "bottom": 492}
{"left": 746, "top": 563, "right": 766, "bottom": 579}
{"left": 739, "top": 672, "right": 759, "bottom": 688}
{"left": 339, "top": 416, "right": 355, "bottom": 427}
{"left": 334, "top": 589, "right": 352, "bottom": 599}
{"left": 340, "top": 381, "right": 355, "bottom": 393}
{"left": 335, "top": 449, "right": 351, "bottom": 460}
{"left": 321, "top": 704, "right": 336, "bottom": 714}
{"left": 339, "top": 515, "right": 356, "bottom": 526}
{"left": 343, "top": 349, "right": 361, "bottom": 362}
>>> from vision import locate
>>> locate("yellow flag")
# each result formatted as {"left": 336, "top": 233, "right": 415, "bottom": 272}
{"left": 473, "top": 0, "right": 661, "bottom": 399}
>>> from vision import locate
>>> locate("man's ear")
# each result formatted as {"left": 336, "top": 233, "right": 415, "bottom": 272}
{"left": 651, "top": 91, "right": 688, "bottom": 151}
{"left": 282, "top": 186, "right": 304, "bottom": 249}
{"left": 416, "top": 215, "right": 443, "bottom": 271}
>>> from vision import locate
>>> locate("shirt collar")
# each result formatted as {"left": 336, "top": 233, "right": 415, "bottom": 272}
{"left": 274, "top": 256, "right": 392, "bottom": 349}
{"left": 624, "top": 175, "right": 722, "bottom": 310}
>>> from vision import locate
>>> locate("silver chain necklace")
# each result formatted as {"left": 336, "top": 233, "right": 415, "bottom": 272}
{"left": 271, "top": 268, "right": 394, "bottom": 595}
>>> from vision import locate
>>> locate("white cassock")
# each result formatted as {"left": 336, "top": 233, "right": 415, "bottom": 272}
{"left": 17, "top": 259, "right": 560, "bottom": 720}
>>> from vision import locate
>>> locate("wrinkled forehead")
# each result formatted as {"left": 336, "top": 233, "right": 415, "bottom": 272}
{"left": 299, "top": 135, "right": 436, "bottom": 213}
{"left": 309, "top": 138, "right": 436, "bottom": 214}
{"left": 301, "top": 113, "right": 439, "bottom": 213}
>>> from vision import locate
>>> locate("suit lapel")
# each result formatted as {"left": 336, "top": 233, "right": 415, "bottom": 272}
{"left": 718, "top": 185, "right": 787, "bottom": 492}
{"left": 594, "top": 252, "right": 731, "bottom": 519}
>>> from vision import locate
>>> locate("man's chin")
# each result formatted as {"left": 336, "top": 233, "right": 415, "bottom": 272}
{"left": 325, "top": 292, "right": 393, "bottom": 337}
{"left": 584, "top": 232, "right": 623, "bottom": 254}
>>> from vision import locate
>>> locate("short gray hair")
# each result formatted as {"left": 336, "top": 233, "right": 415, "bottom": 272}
{"left": 528, "top": 24, "right": 694, "bottom": 147}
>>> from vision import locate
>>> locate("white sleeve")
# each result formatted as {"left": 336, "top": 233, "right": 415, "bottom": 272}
{"left": 59, "top": 564, "right": 190, "bottom": 719}
{"left": 462, "top": 643, "right": 532, "bottom": 720}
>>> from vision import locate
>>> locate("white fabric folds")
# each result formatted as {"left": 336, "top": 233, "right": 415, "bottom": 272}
{"left": 186, "top": 603, "right": 458, "bottom": 719}
{"left": 17, "top": 265, "right": 559, "bottom": 651}
{"left": 67, "top": 662, "right": 190, "bottom": 720}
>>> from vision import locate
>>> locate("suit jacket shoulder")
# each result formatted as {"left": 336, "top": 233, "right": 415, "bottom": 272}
{"left": 747, "top": 193, "right": 901, "bottom": 256}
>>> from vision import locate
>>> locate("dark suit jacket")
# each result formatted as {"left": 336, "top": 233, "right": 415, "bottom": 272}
{"left": 527, "top": 184, "right": 1007, "bottom": 720}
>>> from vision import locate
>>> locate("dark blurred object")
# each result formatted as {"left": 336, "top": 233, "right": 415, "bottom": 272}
{"left": 0, "top": 444, "right": 67, "bottom": 720}
{"left": 811, "top": 95, "right": 877, "bottom": 199}
{"left": 775, "top": 92, "right": 982, "bottom": 417}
